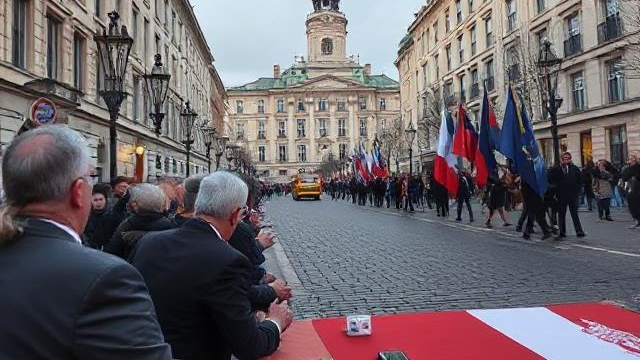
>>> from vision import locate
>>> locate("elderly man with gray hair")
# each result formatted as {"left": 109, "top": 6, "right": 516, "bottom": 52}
{"left": 0, "top": 125, "right": 172, "bottom": 360}
{"left": 104, "top": 183, "right": 175, "bottom": 260}
{"left": 131, "top": 171, "right": 293, "bottom": 360}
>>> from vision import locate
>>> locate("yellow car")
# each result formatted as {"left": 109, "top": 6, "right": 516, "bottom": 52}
{"left": 291, "top": 176, "right": 322, "bottom": 201}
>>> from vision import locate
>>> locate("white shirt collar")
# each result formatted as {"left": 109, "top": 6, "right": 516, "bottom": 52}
{"left": 40, "top": 219, "right": 83, "bottom": 244}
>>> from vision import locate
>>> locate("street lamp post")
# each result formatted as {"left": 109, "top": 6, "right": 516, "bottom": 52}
{"left": 405, "top": 121, "right": 417, "bottom": 177}
{"left": 180, "top": 101, "right": 198, "bottom": 177}
{"left": 200, "top": 125, "right": 217, "bottom": 173}
{"left": 214, "top": 135, "right": 229, "bottom": 171}
{"left": 536, "top": 39, "right": 564, "bottom": 167}
{"left": 143, "top": 54, "right": 171, "bottom": 135}
{"left": 95, "top": 11, "right": 133, "bottom": 178}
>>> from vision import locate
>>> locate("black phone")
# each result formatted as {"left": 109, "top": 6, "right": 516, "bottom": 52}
{"left": 379, "top": 351, "right": 411, "bottom": 360}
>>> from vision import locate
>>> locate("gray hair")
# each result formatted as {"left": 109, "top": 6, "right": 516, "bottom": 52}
{"left": 195, "top": 172, "right": 248, "bottom": 219}
{"left": 183, "top": 174, "right": 206, "bottom": 213}
{"left": 129, "top": 183, "right": 166, "bottom": 213}
{"left": 2, "top": 125, "right": 91, "bottom": 207}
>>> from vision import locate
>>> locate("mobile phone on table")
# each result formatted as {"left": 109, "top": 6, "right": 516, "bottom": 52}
{"left": 379, "top": 351, "right": 411, "bottom": 360}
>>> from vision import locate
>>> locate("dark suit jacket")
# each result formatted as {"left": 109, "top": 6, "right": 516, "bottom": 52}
{"left": 130, "top": 218, "right": 280, "bottom": 360}
{"left": 550, "top": 164, "right": 583, "bottom": 201}
{"left": 0, "top": 218, "right": 172, "bottom": 360}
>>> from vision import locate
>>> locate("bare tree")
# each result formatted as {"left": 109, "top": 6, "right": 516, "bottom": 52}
{"left": 379, "top": 116, "right": 405, "bottom": 173}
{"left": 503, "top": 29, "right": 545, "bottom": 121}
{"left": 621, "top": 0, "right": 640, "bottom": 78}
{"left": 417, "top": 89, "right": 443, "bottom": 151}
{"left": 318, "top": 152, "right": 341, "bottom": 177}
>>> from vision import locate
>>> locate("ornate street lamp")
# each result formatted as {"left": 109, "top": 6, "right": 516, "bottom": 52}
{"left": 95, "top": 11, "right": 133, "bottom": 178}
{"left": 536, "top": 39, "right": 564, "bottom": 166}
{"left": 199, "top": 125, "right": 217, "bottom": 173}
{"left": 405, "top": 120, "right": 417, "bottom": 177}
{"left": 143, "top": 54, "right": 171, "bottom": 135}
{"left": 180, "top": 101, "right": 198, "bottom": 177}
{"left": 214, "top": 135, "right": 229, "bottom": 171}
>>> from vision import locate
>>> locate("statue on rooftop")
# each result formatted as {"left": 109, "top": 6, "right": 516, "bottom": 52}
{"left": 330, "top": 0, "right": 340, "bottom": 11}
{"left": 313, "top": 0, "right": 339, "bottom": 11}
{"left": 312, "top": 0, "right": 322, "bottom": 11}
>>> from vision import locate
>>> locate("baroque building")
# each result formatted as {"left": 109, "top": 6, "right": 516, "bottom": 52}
{"left": 226, "top": 0, "right": 400, "bottom": 181}
{"left": 0, "top": 0, "right": 226, "bottom": 183}
{"left": 398, "top": 0, "right": 640, "bottom": 170}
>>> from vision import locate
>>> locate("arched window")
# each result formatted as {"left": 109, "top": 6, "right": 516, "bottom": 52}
{"left": 321, "top": 38, "right": 333, "bottom": 55}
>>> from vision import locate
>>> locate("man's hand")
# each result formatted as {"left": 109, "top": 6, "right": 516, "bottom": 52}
{"left": 256, "top": 229, "right": 276, "bottom": 250}
{"left": 268, "top": 279, "right": 293, "bottom": 302}
{"left": 262, "top": 273, "right": 277, "bottom": 284}
{"left": 267, "top": 300, "right": 294, "bottom": 332}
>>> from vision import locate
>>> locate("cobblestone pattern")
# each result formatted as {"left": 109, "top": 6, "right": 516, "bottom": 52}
{"left": 265, "top": 198, "right": 640, "bottom": 319}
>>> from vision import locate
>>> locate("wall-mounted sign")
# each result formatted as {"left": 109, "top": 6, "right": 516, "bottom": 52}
{"left": 30, "top": 98, "right": 57, "bottom": 127}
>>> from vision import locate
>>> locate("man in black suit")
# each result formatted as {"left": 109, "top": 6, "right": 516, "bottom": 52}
{"left": 131, "top": 171, "right": 293, "bottom": 360}
{"left": 0, "top": 125, "right": 172, "bottom": 360}
{"left": 550, "top": 152, "right": 586, "bottom": 239}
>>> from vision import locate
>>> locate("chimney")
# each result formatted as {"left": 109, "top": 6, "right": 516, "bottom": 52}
{"left": 273, "top": 64, "right": 281, "bottom": 79}
{"left": 364, "top": 63, "right": 372, "bottom": 76}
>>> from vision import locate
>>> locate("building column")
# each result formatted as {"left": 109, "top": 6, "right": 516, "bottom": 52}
{"left": 566, "top": 132, "right": 582, "bottom": 166}
{"left": 308, "top": 97, "right": 316, "bottom": 163}
{"left": 592, "top": 127, "right": 607, "bottom": 163}
{"left": 287, "top": 97, "right": 295, "bottom": 166}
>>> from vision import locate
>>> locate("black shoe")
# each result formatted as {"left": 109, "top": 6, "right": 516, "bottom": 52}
{"left": 577, "top": 232, "right": 586, "bottom": 238}
{"left": 515, "top": 226, "right": 522, "bottom": 232}
{"left": 542, "top": 232, "right": 553, "bottom": 240}
{"left": 455, "top": 218, "right": 462, "bottom": 222}
{"left": 469, "top": 219, "right": 474, "bottom": 223}
{"left": 523, "top": 233, "right": 531, "bottom": 240}
{"left": 605, "top": 217, "right": 614, "bottom": 222}
{"left": 557, "top": 234, "right": 567, "bottom": 240}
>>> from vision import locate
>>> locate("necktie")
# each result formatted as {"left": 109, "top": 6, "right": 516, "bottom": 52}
{"left": 564, "top": 166, "right": 569, "bottom": 175}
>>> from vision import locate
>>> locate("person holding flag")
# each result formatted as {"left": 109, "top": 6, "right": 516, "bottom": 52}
{"left": 452, "top": 104, "right": 478, "bottom": 222}
{"left": 434, "top": 105, "right": 459, "bottom": 198}
{"left": 475, "top": 87, "right": 501, "bottom": 189}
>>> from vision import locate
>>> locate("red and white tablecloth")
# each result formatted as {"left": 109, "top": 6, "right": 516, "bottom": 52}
{"left": 261, "top": 303, "right": 640, "bottom": 360}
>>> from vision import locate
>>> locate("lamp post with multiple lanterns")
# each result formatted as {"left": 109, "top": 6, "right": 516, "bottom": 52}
{"left": 404, "top": 120, "right": 417, "bottom": 177}
{"left": 180, "top": 101, "right": 198, "bottom": 177}
{"left": 536, "top": 39, "right": 564, "bottom": 167}
{"left": 143, "top": 54, "right": 171, "bottom": 135}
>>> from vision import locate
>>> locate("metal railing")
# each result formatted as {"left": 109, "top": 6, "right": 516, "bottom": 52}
{"left": 598, "top": 15, "right": 624, "bottom": 44}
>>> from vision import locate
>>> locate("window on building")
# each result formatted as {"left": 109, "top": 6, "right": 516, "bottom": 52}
{"left": 536, "top": 0, "right": 546, "bottom": 14}
{"left": 339, "top": 144, "right": 347, "bottom": 160}
{"left": 258, "top": 146, "right": 266, "bottom": 163}
{"left": 236, "top": 123, "right": 245, "bottom": 140}
{"left": 164, "top": 156, "right": 170, "bottom": 173}
{"left": 381, "top": 119, "right": 387, "bottom": 131}
{"left": 468, "top": 0, "right": 474, "bottom": 12}
{"left": 297, "top": 119, "right": 306, "bottom": 138}
{"left": 319, "top": 118, "right": 328, "bottom": 137}
{"left": 47, "top": 14, "right": 61, "bottom": 80}
{"left": 571, "top": 71, "right": 586, "bottom": 111}
{"left": 506, "top": 0, "right": 517, "bottom": 32}
{"left": 143, "top": 18, "right": 149, "bottom": 62}
{"left": 172, "top": 159, "right": 177, "bottom": 174}
{"left": 609, "top": 125, "right": 627, "bottom": 169}
{"left": 73, "top": 33, "right": 85, "bottom": 90}
{"left": 236, "top": 100, "right": 244, "bottom": 114}
{"left": 485, "top": 16, "right": 493, "bottom": 47}
{"left": 446, "top": 45, "right": 452, "bottom": 70}
{"left": 171, "top": 11, "right": 176, "bottom": 42}
{"left": 132, "top": 8, "right": 139, "bottom": 54}
{"left": 297, "top": 100, "right": 305, "bottom": 112}
{"left": 470, "top": 26, "right": 477, "bottom": 56}
{"left": 164, "top": 0, "right": 169, "bottom": 28}
{"left": 471, "top": 68, "right": 479, "bottom": 99}
{"left": 455, "top": 0, "right": 463, "bottom": 23}
{"left": 318, "top": 98, "right": 328, "bottom": 111}
{"left": 258, "top": 120, "right": 266, "bottom": 139}
{"left": 433, "top": 22, "right": 439, "bottom": 42}
{"left": 607, "top": 58, "right": 625, "bottom": 103}
{"left": 133, "top": 75, "right": 141, "bottom": 121}
{"left": 435, "top": 54, "right": 440, "bottom": 78}
{"left": 459, "top": 75, "right": 466, "bottom": 102}
{"left": 338, "top": 118, "right": 347, "bottom": 137}
{"left": 359, "top": 96, "right": 367, "bottom": 110}
{"left": 258, "top": 100, "right": 265, "bottom": 114}
{"left": 380, "top": 98, "right": 387, "bottom": 111}
{"left": 423, "top": 63, "right": 429, "bottom": 87}
{"left": 12, "top": 0, "right": 27, "bottom": 69}
{"left": 96, "top": 0, "right": 101, "bottom": 17}
{"left": 486, "top": 59, "right": 495, "bottom": 91}
{"left": 337, "top": 99, "right": 346, "bottom": 111}
{"left": 278, "top": 120, "right": 287, "bottom": 137}
{"left": 155, "top": 34, "right": 160, "bottom": 55}
{"left": 297, "top": 145, "right": 307, "bottom": 163}
{"left": 565, "top": 13, "right": 582, "bottom": 56}
{"left": 278, "top": 145, "right": 287, "bottom": 162}
{"left": 445, "top": 11, "right": 451, "bottom": 32}
{"left": 359, "top": 118, "right": 368, "bottom": 137}
{"left": 458, "top": 35, "right": 464, "bottom": 64}
{"left": 277, "top": 99, "right": 285, "bottom": 113}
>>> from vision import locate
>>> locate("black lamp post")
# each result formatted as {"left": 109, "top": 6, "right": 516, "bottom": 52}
{"left": 536, "top": 39, "right": 564, "bottom": 167}
{"left": 143, "top": 54, "right": 171, "bottom": 135}
{"left": 180, "top": 101, "right": 198, "bottom": 177}
{"left": 214, "top": 135, "right": 229, "bottom": 171}
{"left": 200, "top": 125, "right": 217, "bottom": 173}
{"left": 95, "top": 11, "right": 133, "bottom": 178}
{"left": 405, "top": 120, "right": 417, "bottom": 177}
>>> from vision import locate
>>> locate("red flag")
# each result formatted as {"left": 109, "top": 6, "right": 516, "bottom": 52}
{"left": 452, "top": 104, "right": 479, "bottom": 163}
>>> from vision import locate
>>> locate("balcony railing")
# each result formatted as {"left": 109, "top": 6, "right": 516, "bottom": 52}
{"left": 471, "top": 83, "right": 480, "bottom": 99}
{"left": 564, "top": 35, "right": 583, "bottom": 57}
{"left": 277, "top": 133, "right": 287, "bottom": 138}
{"left": 598, "top": 15, "right": 624, "bottom": 44}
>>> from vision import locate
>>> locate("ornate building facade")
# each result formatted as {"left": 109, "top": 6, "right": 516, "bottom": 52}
{"left": 227, "top": 0, "right": 400, "bottom": 181}
{"left": 398, "top": 0, "right": 640, "bottom": 170}
{"left": 0, "top": 0, "right": 226, "bottom": 183}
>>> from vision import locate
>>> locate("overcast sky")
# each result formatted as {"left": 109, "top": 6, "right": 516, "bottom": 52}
{"left": 190, "top": 0, "right": 425, "bottom": 87}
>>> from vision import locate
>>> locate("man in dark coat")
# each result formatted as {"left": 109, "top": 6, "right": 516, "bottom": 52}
{"left": 549, "top": 152, "right": 585, "bottom": 238}
{"left": 622, "top": 154, "right": 640, "bottom": 228}
{"left": 456, "top": 171, "right": 474, "bottom": 222}
{"left": 0, "top": 125, "right": 172, "bottom": 360}
{"left": 130, "top": 172, "right": 292, "bottom": 360}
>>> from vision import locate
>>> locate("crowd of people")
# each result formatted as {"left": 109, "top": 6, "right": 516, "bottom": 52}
{"left": 325, "top": 152, "right": 640, "bottom": 240}
{"left": 0, "top": 125, "right": 294, "bottom": 360}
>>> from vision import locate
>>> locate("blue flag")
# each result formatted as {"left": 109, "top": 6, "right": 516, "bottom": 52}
{"left": 499, "top": 88, "right": 547, "bottom": 196}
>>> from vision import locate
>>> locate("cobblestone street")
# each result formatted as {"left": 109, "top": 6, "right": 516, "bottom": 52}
{"left": 264, "top": 197, "right": 640, "bottom": 319}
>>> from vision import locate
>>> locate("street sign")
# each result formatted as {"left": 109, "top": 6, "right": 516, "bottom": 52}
{"left": 30, "top": 98, "right": 57, "bottom": 127}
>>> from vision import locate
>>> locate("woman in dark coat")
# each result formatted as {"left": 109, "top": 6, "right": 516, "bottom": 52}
{"left": 485, "top": 169, "right": 512, "bottom": 228}
{"left": 622, "top": 154, "right": 640, "bottom": 228}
